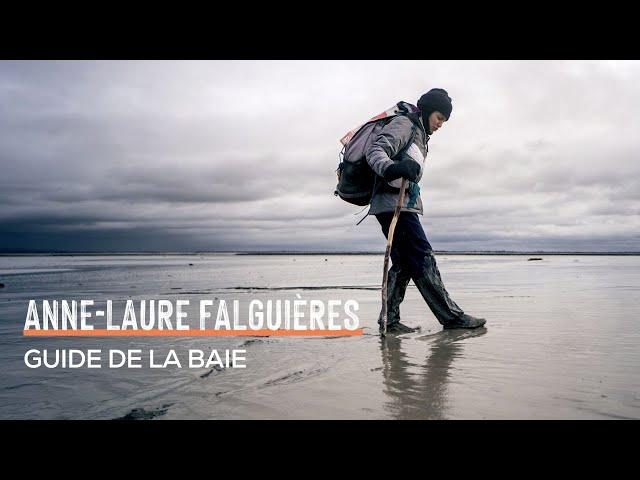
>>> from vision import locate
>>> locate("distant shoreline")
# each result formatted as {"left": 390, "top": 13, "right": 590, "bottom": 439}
{"left": 1, "top": 251, "right": 640, "bottom": 256}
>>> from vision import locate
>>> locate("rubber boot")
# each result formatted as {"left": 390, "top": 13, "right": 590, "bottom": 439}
{"left": 378, "top": 263, "right": 419, "bottom": 334}
{"left": 412, "top": 252, "right": 486, "bottom": 329}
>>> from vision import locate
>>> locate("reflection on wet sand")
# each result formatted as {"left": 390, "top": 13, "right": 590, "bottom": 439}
{"left": 379, "top": 328, "right": 487, "bottom": 419}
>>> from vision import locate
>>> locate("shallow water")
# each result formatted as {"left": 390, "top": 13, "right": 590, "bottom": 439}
{"left": 1, "top": 254, "right": 639, "bottom": 419}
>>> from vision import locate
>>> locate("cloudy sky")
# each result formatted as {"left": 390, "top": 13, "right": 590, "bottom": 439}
{"left": 1, "top": 60, "right": 639, "bottom": 252}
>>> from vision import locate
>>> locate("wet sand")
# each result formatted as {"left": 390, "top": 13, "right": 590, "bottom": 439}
{"left": 1, "top": 254, "right": 639, "bottom": 419}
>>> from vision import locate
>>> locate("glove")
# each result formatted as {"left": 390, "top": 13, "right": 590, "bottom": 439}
{"left": 382, "top": 161, "right": 420, "bottom": 182}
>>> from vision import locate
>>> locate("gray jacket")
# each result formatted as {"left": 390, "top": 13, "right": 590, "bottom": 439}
{"left": 365, "top": 114, "right": 430, "bottom": 215}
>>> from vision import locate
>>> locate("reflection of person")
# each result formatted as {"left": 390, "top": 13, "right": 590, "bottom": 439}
{"left": 366, "top": 89, "right": 486, "bottom": 334}
{"left": 379, "top": 328, "right": 487, "bottom": 419}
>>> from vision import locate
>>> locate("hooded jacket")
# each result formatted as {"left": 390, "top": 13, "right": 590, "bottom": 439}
{"left": 365, "top": 109, "right": 430, "bottom": 215}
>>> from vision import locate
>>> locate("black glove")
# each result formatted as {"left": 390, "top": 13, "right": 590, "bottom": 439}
{"left": 382, "top": 161, "right": 420, "bottom": 182}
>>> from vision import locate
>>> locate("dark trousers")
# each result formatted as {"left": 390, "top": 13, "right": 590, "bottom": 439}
{"left": 376, "top": 212, "right": 465, "bottom": 326}
{"left": 376, "top": 212, "right": 432, "bottom": 278}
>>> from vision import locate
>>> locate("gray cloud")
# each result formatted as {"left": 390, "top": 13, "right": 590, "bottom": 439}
{"left": 1, "top": 60, "right": 639, "bottom": 252}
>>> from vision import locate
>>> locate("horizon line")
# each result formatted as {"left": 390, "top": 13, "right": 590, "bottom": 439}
{"left": 2, "top": 250, "right": 640, "bottom": 256}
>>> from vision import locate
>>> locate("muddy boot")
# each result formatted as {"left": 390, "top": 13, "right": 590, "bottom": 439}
{"left": 378, "top": 263, "right": 413, "bottom": 333}
{"left": 442, "top": 313, "right": 486, "bottom": 330}
{"left": 413, "top": 252, "right": 486, "bottom": 330}
{"left": 383, "top": 322, "right": 420, "bottom": 334}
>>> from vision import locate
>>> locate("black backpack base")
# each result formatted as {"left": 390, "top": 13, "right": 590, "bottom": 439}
{"left": 334, "top": 159, "right": 375, "bottom": 206}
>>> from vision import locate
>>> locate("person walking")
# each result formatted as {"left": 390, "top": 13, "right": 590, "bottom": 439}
{"left": 365, "top": 88, "right": 486, "bottom": 334}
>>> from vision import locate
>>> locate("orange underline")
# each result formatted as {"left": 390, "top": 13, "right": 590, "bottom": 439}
{"left": 23, "top": 329, "right": 363, "bottom": 337}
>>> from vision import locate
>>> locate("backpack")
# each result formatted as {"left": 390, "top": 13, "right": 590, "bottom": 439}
{"left": 334, "top": 101, "right": 419, "bottom": 206}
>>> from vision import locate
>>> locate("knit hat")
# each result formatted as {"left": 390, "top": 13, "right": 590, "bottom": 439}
{"left": 417, "top": 88, "right": 453, "bottom": 120}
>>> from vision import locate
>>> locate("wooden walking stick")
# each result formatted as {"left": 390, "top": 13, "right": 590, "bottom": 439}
{"left": 381, "top": 177, "right": 408, "bottom": 336}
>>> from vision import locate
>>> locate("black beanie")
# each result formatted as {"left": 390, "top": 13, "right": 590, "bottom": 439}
{"left": 417, "top": 88, "right": 453, "bottom": 121}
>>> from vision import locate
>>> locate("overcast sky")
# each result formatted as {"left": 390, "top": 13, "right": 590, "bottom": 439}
{"left": 1, "top": 60, "right": 639, "bottom": 252}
